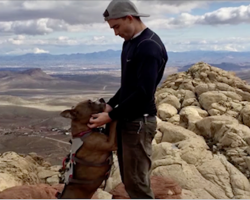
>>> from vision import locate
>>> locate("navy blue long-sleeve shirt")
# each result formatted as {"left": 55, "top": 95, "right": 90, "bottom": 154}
{"left": 107, "top": 28, "right": 168, "bottom": 121}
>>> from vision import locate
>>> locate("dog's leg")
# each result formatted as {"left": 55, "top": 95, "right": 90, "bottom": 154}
{"left": 97, "top": 121, "right": 117, "bottom": 151}
{"left": 107, "top": 121, "right": 117, "bottom": 151}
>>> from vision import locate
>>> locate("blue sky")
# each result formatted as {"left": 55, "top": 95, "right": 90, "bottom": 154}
{"left": 0, "top": 0, "right": 249, "bottom": 55}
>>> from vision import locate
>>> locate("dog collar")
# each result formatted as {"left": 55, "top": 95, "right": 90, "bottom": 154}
{"left": 76, "top": 129, "right": 92, "bottom": 137}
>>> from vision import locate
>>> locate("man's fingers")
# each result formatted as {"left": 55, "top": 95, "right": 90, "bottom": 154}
{"left": 87, "top": 123, "right": 96, "bottom": 129}
{"left": 92, "top": 114, "right": 99, "bottom": 118}
{"left": 89, "top": 117, "right": 96, "bottom": 123}
{"left": 88, "top": 112, "right": 109, "bottom": 128}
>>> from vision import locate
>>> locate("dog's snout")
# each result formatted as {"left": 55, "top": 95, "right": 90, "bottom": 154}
{"left": 99, "top": 98, "right": 105, "bottom": 103}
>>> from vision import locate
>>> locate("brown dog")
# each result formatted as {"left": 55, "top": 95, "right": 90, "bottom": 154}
{"left": 58, "top": 98, "right": 117, "bottom": 199}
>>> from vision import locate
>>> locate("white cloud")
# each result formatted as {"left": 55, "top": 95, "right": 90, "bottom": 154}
{"left": 0, "top": 1, "right": 249, "bottom": 53}
{"left": 146, "top": 14, "right": 198, "bottom": 29}
{"left": 58, "top": 36, "right": 68, "bottom": 41}
{"left": 0, "top": 21, "right": 11, "bottom": 32}
{"left": 148, "top": 4, "right": 250, "bottom": 29}
{"left": 33, "top": 47, "right": 49, "bottom": 54}
{"left": 6, "top": 47, "right": 49, "bottom": 55}
{"left": 199, "top": 4, "right": 250, "bottom": 25}
{"left": 0, "top": 1, "right": 203, "bottom": 24}
{"left": 0, "top": 0, "right": 208, "bottom": 35}
{"left": 16, "top": 35, "right": 26, "bottom": 40}
{"left": 0, "top": 18, "right": 68, "bottom": 35}
{"left": 1, "top": 32, "right": 250, "bottom": 53}
{"left": 8, "top": 39, "right": 23, "bottom": 45}
{"left": 164, "top": 37, "right": 250, "bottom": 52}
{"left": 134, "top": 1, "right": 206, "bottom": 18}
{"left": 93, "top": 36, "right": 105, "bottom": 41}
{"left": 6, "top": 35, "right": 26, "bottom": 45}
{"left": 0, "top": 20, "right": 110, "bottom": 35}
{"left": 0, "top": 1, "right": 108, "bottom": 24}
{"left": 0, "top": 1, "right": 249, "bottom": 35}
{"left": 0, "top": 34, "right": 123, "bottom": 48}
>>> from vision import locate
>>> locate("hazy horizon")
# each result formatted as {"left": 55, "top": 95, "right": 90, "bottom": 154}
{"left": 1, "top": 49, "right": 250, "bottom": 57}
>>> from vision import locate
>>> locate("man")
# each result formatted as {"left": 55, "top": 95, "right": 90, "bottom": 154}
{"left": 88, "top": 0, "right": 168, "bottom": 198}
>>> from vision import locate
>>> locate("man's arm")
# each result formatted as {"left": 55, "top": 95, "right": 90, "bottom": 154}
{"left": 108, "top": 41, "right": 164, "bottom": 120}
{"left": 106, "top": 88, "right": 121, "bottom": 109}
{"left": 105, "top": 104, "right": 113, "bottom": 112}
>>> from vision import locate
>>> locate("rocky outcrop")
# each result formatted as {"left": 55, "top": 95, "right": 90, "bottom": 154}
{"left": 153, "top": 62, "right": 250, "bottom": 198}
{"left": 0, "top": 184, "right": 62, "bottom": 199}
{"left": 0, "top": 151, "right": 61, "bottom": 192}
{"left": 0, "top": 184, "right": 111, "bottom": 199}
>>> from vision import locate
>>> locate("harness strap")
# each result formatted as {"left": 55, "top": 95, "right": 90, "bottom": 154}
{"left": 78, "top": 129, "right": 92, "bottom": 137}
{"left": 68, "top": 174, "right": 108, "bottom": 185}
{"left": 80, "top": 132, "right": 92, "bottom": 141}
{"left": 72, "top": 154, "right": 113, "bottom": 167}
{"left": 68, "top": 131, "right": 92, "bottom": 146}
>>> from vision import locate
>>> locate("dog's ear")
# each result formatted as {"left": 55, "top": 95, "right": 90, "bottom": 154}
{"left": 99, "top": 98, "right": 105, "bottom": 103}
{"left": 60, "top": 109, "right": 76, "bottom": 119}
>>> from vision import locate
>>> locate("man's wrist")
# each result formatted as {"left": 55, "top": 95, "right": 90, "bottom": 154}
{"left": 105, "top": 104, "right": 113, "bottom": 112}
{"left": 108, "top": 110, "right": 117, "bottom": 121}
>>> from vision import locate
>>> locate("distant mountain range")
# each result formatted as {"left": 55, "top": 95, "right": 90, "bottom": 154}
{"left": 0, "top": 68, "right": 63, "bottom": 89}
{"left": 0, "top": 68, "right": 120, "bottom": 96}
{"left": 0, "top": 50, "right": 250, "bottom": 68}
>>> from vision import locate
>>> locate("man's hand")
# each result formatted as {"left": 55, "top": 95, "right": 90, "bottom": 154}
{"left": 105, "top": 104, "right": 113, "bottom": 112}
{"left": 87, "top": 112, "right": 112, "bottom": 129}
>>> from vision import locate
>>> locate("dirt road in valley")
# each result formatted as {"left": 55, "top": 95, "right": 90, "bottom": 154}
{"left": 0, "top": 134, "right": 71, "bottom": 165}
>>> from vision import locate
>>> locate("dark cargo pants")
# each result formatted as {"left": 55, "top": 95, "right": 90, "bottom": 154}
{"left": 116, "top": 116, "right": 157, "bottom": 199}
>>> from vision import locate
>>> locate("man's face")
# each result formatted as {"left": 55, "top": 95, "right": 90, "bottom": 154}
{"left": 108, "top": 17, "right": 134, "bottom": 41}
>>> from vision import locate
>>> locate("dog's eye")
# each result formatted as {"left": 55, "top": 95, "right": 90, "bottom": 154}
{"left": 88, "top": 100, "right": 92, "bottom": 104}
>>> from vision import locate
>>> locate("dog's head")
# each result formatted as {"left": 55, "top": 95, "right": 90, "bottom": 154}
{"left": 60, "top": 98, "right": 106, "bottom": 122}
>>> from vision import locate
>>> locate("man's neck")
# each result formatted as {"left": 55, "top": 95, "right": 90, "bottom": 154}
{"left": 133, "top": 23, "right": 147, "bottom": 38}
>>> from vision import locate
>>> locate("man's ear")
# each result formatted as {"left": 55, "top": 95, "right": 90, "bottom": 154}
{"left": 60, "top": 109, "right": 76, "bottom": 119}
{"left": 127, "top": 15, "right": 133, "bottom": 22}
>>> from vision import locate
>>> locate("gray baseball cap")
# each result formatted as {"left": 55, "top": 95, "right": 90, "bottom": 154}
{"left": 103, "top": 0, "right": 150, "bottom": 21}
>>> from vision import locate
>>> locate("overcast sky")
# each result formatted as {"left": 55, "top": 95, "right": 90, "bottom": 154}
{"left": 0, "top": 0, "right": 249, "bottom": 55}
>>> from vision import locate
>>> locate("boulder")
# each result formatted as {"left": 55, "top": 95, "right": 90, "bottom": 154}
{"left": 157, "top": 94, "right": 180, "bottom": 110}
{"left": 110, "top": 176, "right": 182, "bottom": 199}
{"left": 158, "top": 103, "right": 178, "bottom": 120}
{"left": 0, "top": 152, "right": 61, "bottom": 192}
{"left": 158, "top": 121, "right": 198, "bottom": 143}
{"left": 199, "top": 91, "right": 228, "bottom": 111}
{"left": 0, "top": 184, "right": 62, "bottom": 199}
{"left": 240, "top": 105, "right": 250, "bottom": 127}
{"left": 179, "top": 106, "right": 207, "bottom": 131}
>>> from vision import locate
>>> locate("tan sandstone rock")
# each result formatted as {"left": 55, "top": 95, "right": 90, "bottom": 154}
{"left": 110, "top": 176, "right": 182, "bottom": 199}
